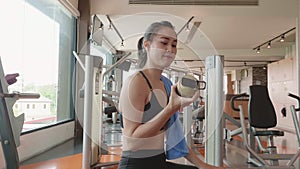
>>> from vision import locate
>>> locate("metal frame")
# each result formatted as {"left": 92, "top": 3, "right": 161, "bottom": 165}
{"left": 78, "top": 14, "right": 133, "bottom": 169}
{"left": 0, "top": 73, "right": 19, "bottom": 169}
{"left": 231, "top": 93, "right": 300, "bottom": 168}
{"left": 205, "top": 55, "right": 224, "bottom": 167}
{"left": 0, "top": 57, "right": 40, "bottom": 169}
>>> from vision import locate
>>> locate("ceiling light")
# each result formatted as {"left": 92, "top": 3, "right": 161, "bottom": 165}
{"left": 99, "top": 22, "right": 104, "bottom": 30}
{"left": 177, "top": 16, "right": 194, "bottom": 35}
{"left": 106, "top": 15, "right": 125, "bottom": 47}
{"left": 253, "top": 27, "right": 295, "bottom": 53}
{"left": 185, "top": 24, "right": 190, "bottom": 32}
{"left": 280, "top": 34, "right": 285, "bottom": 42}
{"left": 256, "top": 47, "right": 260, "bottom": 54}
{"left": 267, "top": 41, "right": 271, "bottom": 48}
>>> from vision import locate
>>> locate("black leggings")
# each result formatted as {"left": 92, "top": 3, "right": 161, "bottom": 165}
{"left": 118, "top": 153, "right": 197, "bottom": 169}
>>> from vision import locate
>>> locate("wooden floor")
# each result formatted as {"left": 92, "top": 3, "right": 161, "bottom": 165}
{"left": 20, "top": 122, "right": 299, "bottom": 169}
{"left": 19, "top": 138, "right": 298, "bottom": 169}
{"left": 20, "top": 154, "right": 121, "bottom": 169}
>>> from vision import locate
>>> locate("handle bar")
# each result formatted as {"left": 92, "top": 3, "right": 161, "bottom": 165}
{"left": 288, "top": 93, "right": 300, "bottom": 111}
{"left": 230, "top": 93, "right": 249, "bottom": 111}
{"left": 197, "top": 81, "right": 206, "bottom": 90}
{"left": 0, "top": 91, "right": 40, "bottom": 99}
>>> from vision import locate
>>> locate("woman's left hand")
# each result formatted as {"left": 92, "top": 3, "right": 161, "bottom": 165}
{"left": 167, "top": 85, "right": 199, "bottom": 112}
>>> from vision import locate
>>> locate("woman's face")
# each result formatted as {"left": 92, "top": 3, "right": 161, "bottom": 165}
{"left": 144, "top": 26, "right": 177, "bottom": 69}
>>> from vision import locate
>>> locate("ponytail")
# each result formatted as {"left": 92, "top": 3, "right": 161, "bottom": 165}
{"left": 137, "top": 37, "right": 147, "bottom": 68}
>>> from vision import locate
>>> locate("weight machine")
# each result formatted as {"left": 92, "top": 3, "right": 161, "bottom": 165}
{"left": 74, "top": 15, "right": 132, "bottom": 169}
{"left": 0, "top": 57, "right": 40, "bottom": 169}
{"left": 231, "top": 86, "right": 300, "bottom": 169}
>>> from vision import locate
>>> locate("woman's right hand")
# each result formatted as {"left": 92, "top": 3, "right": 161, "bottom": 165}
{"left": 167, "top": 85, "right": 199, "bottom": 113}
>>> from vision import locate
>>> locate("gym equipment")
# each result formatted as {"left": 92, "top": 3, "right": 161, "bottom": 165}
{"left": 191, "top": 105, "right": 205, "bottom": 145}
{"left": 179, "top": 75, "right": 206, "bottom": 146}
{"left": 223, "top": 112, "right": 243, "bottom": 142}
{"left": 75, "top": 14, "right": 132, "bottom": 169}
{"left": 0, "top": 57, "right": 40, "bottom": 169}
{"left": 205, "top": 55, "right": 224, "bottom": 167}
{"left": 176, "top": 74, "right": 206, "bottom": 98}
{"left": 75, "top": 48, "right": 130, "bottom": 168}
{"left": 287, "top": 93, "right": 300, "bottom": 167}
{"left": 231, "top": 85, "right": 300, "bottom": 168}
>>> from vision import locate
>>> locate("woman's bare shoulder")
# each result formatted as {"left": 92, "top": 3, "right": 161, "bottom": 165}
{"left": 123, "top": 72, "right": 147, "bottom": 91}
{"left": 119, "top": 72, "right": 149, "bottom": 114}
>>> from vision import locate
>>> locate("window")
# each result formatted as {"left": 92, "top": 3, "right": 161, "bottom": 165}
{"left": 0, "top": 0, "right": 76, "bottom": 132}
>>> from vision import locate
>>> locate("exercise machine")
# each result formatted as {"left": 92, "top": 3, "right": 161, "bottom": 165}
{"left": 0, "top": 57, "right": 40, "bottom": 169}
{"left": 231, "top": 85, "right": 300, "bottom": 168}
{"left": 191, "top": 105, "right": 205, "bottom": 145}
{"left": 205, "top": 55, "right": 225, "bottom": 167}
{"left": 74, "top": 14, "right": 132, "bottom": 169}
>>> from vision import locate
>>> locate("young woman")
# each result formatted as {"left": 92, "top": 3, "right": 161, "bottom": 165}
{"left": 118, "top": 21, "right": 223, "bottom": 169}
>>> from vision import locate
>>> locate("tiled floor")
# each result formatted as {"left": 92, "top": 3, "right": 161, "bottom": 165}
{"left": 20, "top": 119, "right": 300, "bottom": 169}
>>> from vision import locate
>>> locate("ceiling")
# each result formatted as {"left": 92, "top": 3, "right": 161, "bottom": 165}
{"left": 90, "top": 0, "right": 298, "bottom": 73}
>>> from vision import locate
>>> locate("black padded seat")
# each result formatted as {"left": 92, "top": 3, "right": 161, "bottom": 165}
{"left": 254, "top": 130, "right": 284, "bottom": 137}
{"left": 104, "top": 106, "right": 118, "bottom": 115}
{"left": 196, "top": 110, "right": 205, "bottom": 121}
{"left": 197, "top": 116, "right": 205, "bottom": 121}
{"left": 249, "top": 85, "right": 277, "bottom": 128}
{"left": 249, "top": 85, "right": 284, "bottom": 137}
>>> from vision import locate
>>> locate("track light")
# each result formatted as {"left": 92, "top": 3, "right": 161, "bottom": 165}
{"left": 253, "top": 27, "right": 295, "bottom": 53}
{"left": 99, "top": 22, "right": 104, "bottom": 30}
{"left": 256, "top": 47, "right": 260, "bottom": 54}
{"left": 185, "top": 24, "right": 190, "bottom": 32}
{"left": 280, "top": 34, "right": 285, "bottom": 42}
{"left": 177, "top": 16, "right": 194, "bottom": 35}
{"left": 267, "top": 41, "right": 271, "bottom": 48}
{"left": 108, "top": 24, "right": 112, "bottom": 31}
{"left": 106, "top": 15, "right": 125, "bottom": 48}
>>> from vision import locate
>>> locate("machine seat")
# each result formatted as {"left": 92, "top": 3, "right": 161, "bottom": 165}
{"left": 104, "top": 106, "right": 118, "bottom": 115}
{"left": 253, "top": 130, "right": 284, "bottom": 137}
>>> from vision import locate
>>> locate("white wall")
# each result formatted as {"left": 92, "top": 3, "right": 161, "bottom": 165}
{"left": 268, "top": 57, "right": 297, "bottom": 132}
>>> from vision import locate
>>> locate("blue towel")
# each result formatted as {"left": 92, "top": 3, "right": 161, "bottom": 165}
{"left": 161, "top": 75, "right": 189, "bottom": 160}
